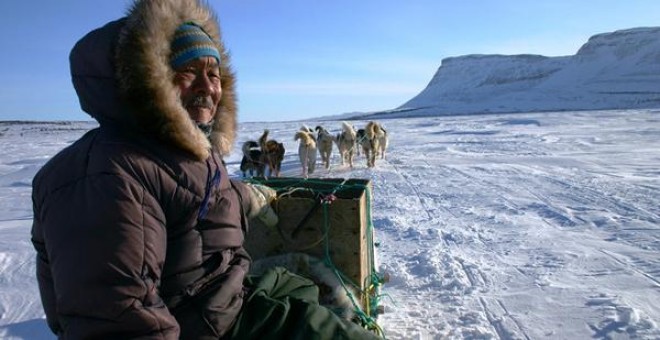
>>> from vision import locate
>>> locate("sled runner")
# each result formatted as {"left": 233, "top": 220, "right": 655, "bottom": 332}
{"left": 243, "top": 177, "right": 387, "bottom": 334}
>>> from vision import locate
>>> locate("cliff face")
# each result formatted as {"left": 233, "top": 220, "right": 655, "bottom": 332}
{"left": 392, "top": 27, "right": 660, "bottom": 118}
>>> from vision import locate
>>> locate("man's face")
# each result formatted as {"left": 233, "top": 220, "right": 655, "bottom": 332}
{"left": 173, "top": 56, "right": 222, "bottom": 124}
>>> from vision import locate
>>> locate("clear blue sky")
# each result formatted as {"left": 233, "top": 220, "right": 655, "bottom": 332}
{"left": 1, "top": 1, "right": 659, "bottom": 122}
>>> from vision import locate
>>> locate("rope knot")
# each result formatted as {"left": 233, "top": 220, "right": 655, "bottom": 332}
{"left": 319, "top": 193, "right": 337, "bottom": 205}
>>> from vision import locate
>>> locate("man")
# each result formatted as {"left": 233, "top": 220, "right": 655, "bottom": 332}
{"left": 31, "top": 0, "right": 379, "bottom": 339}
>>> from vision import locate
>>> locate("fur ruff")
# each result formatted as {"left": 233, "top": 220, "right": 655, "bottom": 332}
{"left": 115, "top": 0, "right": 237, "bottom": 160}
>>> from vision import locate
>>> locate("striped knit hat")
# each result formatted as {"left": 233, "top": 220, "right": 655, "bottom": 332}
{"left": 170, "top": 23, "right": 221, "bottom": 68}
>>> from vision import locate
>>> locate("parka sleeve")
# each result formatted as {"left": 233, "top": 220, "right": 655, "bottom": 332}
{"left": 31, "top": 215, "right": 61, "bottom": 335}
{"left": 229, "top": 179, "right": 252, "bottom": 231}
{"left": 31, "top": 173, "right": 180, "bottom": 339}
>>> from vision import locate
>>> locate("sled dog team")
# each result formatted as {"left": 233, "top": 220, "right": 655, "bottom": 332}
{"left": 241, "top": 121, "right": 389, "bottom": 178}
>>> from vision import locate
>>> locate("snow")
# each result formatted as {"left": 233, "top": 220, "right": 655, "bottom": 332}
{"left": 350, "top": 27, "right": 660, "bottom": 120}
{"left": 1, "top": 109, "right": 660, "bottom": 339}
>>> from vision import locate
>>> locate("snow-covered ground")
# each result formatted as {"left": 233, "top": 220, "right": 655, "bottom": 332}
{"left": 1, "top": 109, "right": 659, "bottom": 339}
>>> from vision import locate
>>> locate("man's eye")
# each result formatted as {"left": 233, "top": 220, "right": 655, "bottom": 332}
{"left": 175, "top": 69, "right": 194, "bottom": 78}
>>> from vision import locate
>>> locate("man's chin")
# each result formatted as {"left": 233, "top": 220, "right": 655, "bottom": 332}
{"left": 186, "top": 107, "right": 214, "bottom": 124}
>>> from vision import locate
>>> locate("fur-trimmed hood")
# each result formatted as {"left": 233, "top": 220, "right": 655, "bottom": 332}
{"left": 70, "top": 0, "right": 237, "bottom": 160}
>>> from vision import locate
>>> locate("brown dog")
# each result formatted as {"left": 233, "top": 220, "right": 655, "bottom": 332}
{"left": 259, "top": 129, "right": 285, "bottom": 177}
{"left": 362, "top": 121, "right": 386, "bottom": 167}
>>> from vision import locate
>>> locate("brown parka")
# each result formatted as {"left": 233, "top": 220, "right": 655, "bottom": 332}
{"left": 30, "top": 0, "right": 251, "bottom": 338}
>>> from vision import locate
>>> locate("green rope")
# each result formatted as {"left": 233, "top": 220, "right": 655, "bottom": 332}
{"left": 244, "top": 177, "right": 389, "bottom": 336}
{"left": 320, "top": 195, "right": 386, "bottom": 337}
{"left": 320, "top": 202, "right": 365, "bottom": 321}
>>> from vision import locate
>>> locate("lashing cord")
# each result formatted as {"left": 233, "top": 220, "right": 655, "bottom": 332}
{"left": 246, "top": 177, "right": 389, "bottom": 337}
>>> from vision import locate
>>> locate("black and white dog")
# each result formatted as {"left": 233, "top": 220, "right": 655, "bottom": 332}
{"left": 240, "top": 140, "right": 265, "bottom": 177}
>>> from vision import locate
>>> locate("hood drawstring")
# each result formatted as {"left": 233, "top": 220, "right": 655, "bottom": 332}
{"left": 197, "top": 152, "right": 222, "bottom": 221}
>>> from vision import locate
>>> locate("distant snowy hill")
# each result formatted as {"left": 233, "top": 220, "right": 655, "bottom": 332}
{"left": 352, "top": 27, "right": 660, "bottom": 119}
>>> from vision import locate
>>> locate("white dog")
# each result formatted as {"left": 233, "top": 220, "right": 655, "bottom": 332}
{"left": 315, "top": 125, "right": 334, "bottom": 169}
{"left": 300, "top": 124, "right": 314, "bottom": 134}
{"left": 375, "top": 124, "right": 388, "bottom": 160}
{"left": 334, "top": 121, "right": 357, "bottom": 168}
{"left": 294, "top": 130, "right": 317, "bottom": 178}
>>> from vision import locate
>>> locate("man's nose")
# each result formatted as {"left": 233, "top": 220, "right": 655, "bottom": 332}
{"left": 194, "top": 73, "right": 213, "bottom": 95}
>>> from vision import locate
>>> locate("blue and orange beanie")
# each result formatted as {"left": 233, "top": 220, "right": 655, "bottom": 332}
{"left": 170, "top": 23, "right": 221, "bottom": 68}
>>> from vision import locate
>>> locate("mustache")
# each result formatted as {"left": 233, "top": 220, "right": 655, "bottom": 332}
{"left": 184, "top": 96, "right": 214, "bottom": 109}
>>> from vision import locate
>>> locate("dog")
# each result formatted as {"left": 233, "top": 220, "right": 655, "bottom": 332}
{"left": 259, "top": 129, "right": 285, "bottom": 178}
{"left": 300, "top": 124, "right": 315, "bottom": 134}
{"left": 356, "top": 128, "right": 366, "bottom": 157}
{"left": 294, "top": 129, "right": 317, "bottom": 178}
{"left": 361, "top": 121, "right": 387, "bottom": 167}
{"left": 315, "top": 125, "right": 334, "bottom": 170}
{"left": 375, "top": 125, "right": 388, "bottom": 160}
{"left": 334, "top": 121, "right": 357, "bottom": 168}
{"left": 240, "top": 140, "right": 265, "bottom": 177}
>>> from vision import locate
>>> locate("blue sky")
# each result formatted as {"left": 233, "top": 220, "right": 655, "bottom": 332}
{"left": 1, "top": 1, "right": 659, "bottom": 123}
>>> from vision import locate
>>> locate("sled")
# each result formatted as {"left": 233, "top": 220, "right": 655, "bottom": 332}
{"left": 244, "top": 177, "right": 385, "bottom": 326}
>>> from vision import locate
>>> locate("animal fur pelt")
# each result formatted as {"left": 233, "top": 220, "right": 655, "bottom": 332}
{"left": 334, "top": 121, "right": 357, "bottom": 168}
{"left": 249, "top": 253, "right": 360, "bottom": 321}
{"left": 259, "top": 129, "right": 285, "bottom": 177}
{"left": 240, "top": 140, "right": 264, "bottom": 177}
{"left": 315, "top": 125, "right": 334, "bottom": 170}
{"left": 294, "top": 130, "right": 317, "bottom": 178}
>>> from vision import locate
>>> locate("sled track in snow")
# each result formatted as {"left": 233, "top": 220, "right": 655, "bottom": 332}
{"left": 457, "top": 257, "right": 489, "bottom": 289}
{"left": 388, "top": 160, "right": 458, "bottom": 221}
{"left": 378, "top": 157, "right": 505, "bottom": 339}
{"left": 527, "top": 174, "right": 660, "bottom": 251}
{"left": 479, "top": 297, "right": 531, "bottom": 340}
{"left": 528, "top": 173, "right": 660, "bottom": 224}
{"left": 437, "top": 162, "right": 660, "bottom": 254}
{"left": 434, "top": 164, "right": 524, "bottom": 210}
{"left": 599, "top": 249, "right": 660, "bottom": 288}
{"left": 401, "top": 159, "right": 512, "bottom": 336}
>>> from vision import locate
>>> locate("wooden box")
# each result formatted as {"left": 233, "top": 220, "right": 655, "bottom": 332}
{"left": 244, "top": 178, "right": 374, "bottom": 297}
